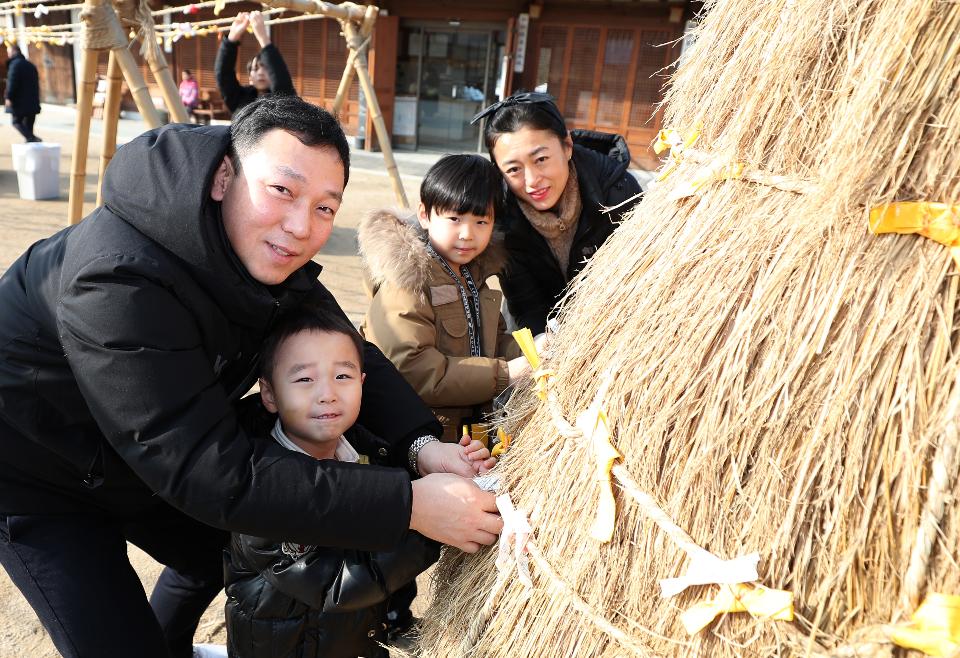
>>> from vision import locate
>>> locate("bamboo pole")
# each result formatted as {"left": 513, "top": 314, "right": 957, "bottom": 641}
{"left": 144, "top": 43, "right": 190, "bottom": 123}
{"left": 331, "top": 4, "right": 376, "bottom": 116}
{"left": 345, "top": 19, "right": 407, "bottom": 207}
{"left": 113, "top": 45, "right": 164, "bottom": 128}
{"left": 69, "top": 46, "right": 99, "bottom": 224}
{"left": 96, "top": 49, "right": 122, "bottom": 207}
{"left": 260, "top": 0, "right": 365, "bottom": 22}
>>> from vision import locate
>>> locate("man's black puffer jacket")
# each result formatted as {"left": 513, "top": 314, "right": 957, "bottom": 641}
{"left": 499, "top": 129, "right": 642, "bottom": 335}
{"left": 224, "top": 423, "right": 441, "bottom": 658}
{"left": 0, "top": 123, "right": 441, "bottom": 551}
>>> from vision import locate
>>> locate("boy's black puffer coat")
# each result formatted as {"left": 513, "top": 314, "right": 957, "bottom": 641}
{"left": 499, "top": 129, "right": 642, "bottom": 335}
{"left": 225, "top": 424, "right": 441, "bottom": 658}
{"left": 0, "top": 123, "right": 441, "bottom": 551}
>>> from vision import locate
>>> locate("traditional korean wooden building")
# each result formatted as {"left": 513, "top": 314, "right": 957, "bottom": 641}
{"left": 11, "top": 0, "right": 699, "bottom": 168}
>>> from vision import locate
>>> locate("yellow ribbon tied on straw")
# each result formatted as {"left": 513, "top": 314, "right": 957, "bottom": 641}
{"left": 491, "top": 427, "right": 512, "bottom": 458}
{"left": 213, "top": 0, "right": 226, "bottom": 15}
{"left": 680, "top": 583, "right": 794, "bottom": 635}
{"left": 512, "top": 328, "right": 552, "bottom": 400}
{"left": 869, "top": 202, "right": 960, "bottom": 269}
{"left": 653, "top": 125, "right": 701, "bottom": 182}
{"left": 891, "top": 593, "right": 960, "bottom": 657}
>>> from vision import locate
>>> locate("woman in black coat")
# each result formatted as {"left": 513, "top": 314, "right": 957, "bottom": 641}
{"left": 473, "top": 93, "right": 642, "bottom": 335}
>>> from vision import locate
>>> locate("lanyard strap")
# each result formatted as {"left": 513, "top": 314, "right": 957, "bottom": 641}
{"left": 426, "top": 243, "right": 482, "bottom": 357}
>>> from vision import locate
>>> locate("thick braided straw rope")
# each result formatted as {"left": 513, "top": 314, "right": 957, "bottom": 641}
{"left": 904, "top": 366, "right": 960, "bottom": 609}
{"left": 80, "top": 1, "right": 127, "bottom": 50}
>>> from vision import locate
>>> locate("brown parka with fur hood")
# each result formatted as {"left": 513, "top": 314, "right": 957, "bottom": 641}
{"left": 358, "top": 209, "right": 522, "bottom": 441}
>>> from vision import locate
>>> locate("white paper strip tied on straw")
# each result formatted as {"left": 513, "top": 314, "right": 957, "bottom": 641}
{"left": 495, "top": 493, "right": 533, "bottom": 591}
{"left": 555, "top": 372, "right": 760, "bottom": 598}
{"left": 609, "top": 462, "right": 760, "bottom": 598}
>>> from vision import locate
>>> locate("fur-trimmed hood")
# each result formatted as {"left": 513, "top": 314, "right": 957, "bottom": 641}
{"left": 357, "top": 209, "right": 506, "bottom": 293}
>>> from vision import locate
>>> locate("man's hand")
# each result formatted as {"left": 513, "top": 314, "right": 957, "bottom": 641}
{"left": 227, "top": 12, "right": 249, "bottom": 43}
{"left": 410, "top": 473, "right": 503, "bottom": 552}
{"left": 417, "top": 437, "right": 496, "bottom": 477}
{"left": 249, "top": 11, "right": 271, "bottom": 48}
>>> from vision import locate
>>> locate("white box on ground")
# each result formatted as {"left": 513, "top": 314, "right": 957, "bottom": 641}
{"left": 11, "top": 142, "right": 60, "bottom": 200}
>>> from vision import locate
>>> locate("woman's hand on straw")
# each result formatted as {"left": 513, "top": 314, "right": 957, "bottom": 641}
{"left": 227, "top": 12, "right": 248, "bottom": 42}
{"left": 410, "top": 473, "right": 503, "bottom": 552}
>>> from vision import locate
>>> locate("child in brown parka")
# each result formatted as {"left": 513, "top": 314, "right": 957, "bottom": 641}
{"left": 359, "top": 154, "right": 529, "bottom": 441}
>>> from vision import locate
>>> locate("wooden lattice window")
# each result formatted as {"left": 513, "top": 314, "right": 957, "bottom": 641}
{"left": 628, "top": 30, "right": 670, "bottom": 129}
{"left": 595, "top": 29, "right": 635, "bottom": 127}
{"left": 564, "top": 27, "right": 600, "bottom": 122}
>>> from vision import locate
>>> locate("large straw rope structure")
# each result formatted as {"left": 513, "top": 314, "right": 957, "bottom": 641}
{"left": 417, "top": 1, "right": 960, "bottom": 656}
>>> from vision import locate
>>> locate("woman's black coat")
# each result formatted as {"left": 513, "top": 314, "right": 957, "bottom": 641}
{"left": 499, "top": 129, "right": 642, "bottom": 335}
{"left": 215, "top": 39, "right": 295, "bottom": 114}
{"left": 0, "top": 123, "right": 441, "bottom": 550}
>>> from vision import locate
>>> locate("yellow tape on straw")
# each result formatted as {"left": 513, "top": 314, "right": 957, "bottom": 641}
{"left": 512, "top": 328, "right": 552, "bottom": 400}
{"left": 891, "top": 593, "right": 960, "bottom": 657}
{"left": 869, "top": 202, "right": 960, "bottom": 269}
{"left": 680, "top": 583, "right": 794, "bottom": 634}
{"left": 653, "top": 125, "right": 702, "bottom": 183}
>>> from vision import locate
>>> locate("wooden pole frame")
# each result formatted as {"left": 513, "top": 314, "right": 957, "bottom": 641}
{"left": 96, "top": 49, "right": 123, "bottom": 207}
{"left": 69, "top": 0, "right": 194, "bottom": 223}
{"left": 262, "top": 0, "right": 409, "bottom": 208}
{"left": 71, "top": 0, "right": 409, "bottom": 223}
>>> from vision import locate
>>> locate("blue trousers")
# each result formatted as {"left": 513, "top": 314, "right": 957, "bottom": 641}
{"left": 0, "top": 505, "right": 226, "bottom": 658}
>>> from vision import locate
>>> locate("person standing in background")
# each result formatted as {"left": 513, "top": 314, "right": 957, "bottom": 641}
{"left": 215, "top": 11, "right": 295, "bottom": 115}
{"left": 4, "top": 43, "right": 41, "bottom": 143}
{"left": 178, "top": 69, "right": 200, "bottom": 120}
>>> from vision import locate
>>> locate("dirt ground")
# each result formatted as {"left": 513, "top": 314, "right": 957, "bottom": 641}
{"left": 0, "top": 114, "right": 431, "bottom": 656}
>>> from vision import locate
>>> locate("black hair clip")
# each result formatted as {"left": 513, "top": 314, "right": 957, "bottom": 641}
{"left": 470, "top": 91, "right": 564, "bottom": 126}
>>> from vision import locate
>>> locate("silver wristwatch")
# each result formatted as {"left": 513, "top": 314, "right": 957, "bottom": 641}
{"left": 407, "top": 434, "right": 439, "bottom": 475}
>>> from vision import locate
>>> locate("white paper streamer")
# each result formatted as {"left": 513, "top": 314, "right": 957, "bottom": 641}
{"left": 659, "top": 551, "right": 761, "bottom": 598}
{"left": 495, "top": 493, "right": 533, "bottom": 590}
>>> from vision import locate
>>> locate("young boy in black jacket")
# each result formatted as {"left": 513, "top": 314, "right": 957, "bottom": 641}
{"left": 225, "top": 308, "right": 445, "bottom": 658}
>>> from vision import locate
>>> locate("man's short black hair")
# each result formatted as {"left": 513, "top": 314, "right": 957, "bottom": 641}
{"left": 260, "top": 305, "right": 365, "bottom": 383}
{"left": 229, "top": 95, "right": 351, "bottom": 188}
{"left": 420, "top": 154, "right": 503, "bottom": 219}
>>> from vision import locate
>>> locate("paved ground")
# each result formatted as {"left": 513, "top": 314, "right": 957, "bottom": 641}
{"left": 0, "top": 107, "right": 433, "bottom": 657}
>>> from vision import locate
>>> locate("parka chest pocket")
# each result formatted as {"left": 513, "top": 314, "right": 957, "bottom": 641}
{"left": 431, "top": 284, "right": 470, "bottom": 354}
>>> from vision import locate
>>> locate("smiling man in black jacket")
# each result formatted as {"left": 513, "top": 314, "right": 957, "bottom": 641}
{"left": 0, "top": 96, "right": 502, "bottom": 658}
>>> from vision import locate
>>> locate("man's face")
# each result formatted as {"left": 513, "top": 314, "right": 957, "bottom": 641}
{"left": 260, "top": 329, "right": 365, "bottom": 459}
{"left": 6, "top": 46, "right": 16, "bottom": 60}
{"left": 212, "top": 129, "right": 345, "bottom": 285}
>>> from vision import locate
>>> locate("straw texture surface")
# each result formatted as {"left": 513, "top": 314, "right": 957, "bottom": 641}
{"left": 417, "top": 0, "right": 960, "bottom": 655}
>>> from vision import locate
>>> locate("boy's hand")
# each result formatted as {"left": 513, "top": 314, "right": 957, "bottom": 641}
{"left": 459, "top": 432, "right": 497, "bottom": 474}
{"left": 227, "top": 13, "right": 249, "bottom": 43}
{"left": 417, "top": 439, "right": 495, "bottom": 477}
{"left": 507, "top": 355, "right": 531, "bottom": 384}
